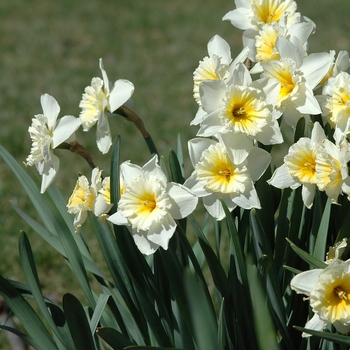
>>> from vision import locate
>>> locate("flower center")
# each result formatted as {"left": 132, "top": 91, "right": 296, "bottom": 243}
{"left": 334, "top": 286, "right": 348, "bottom": 300}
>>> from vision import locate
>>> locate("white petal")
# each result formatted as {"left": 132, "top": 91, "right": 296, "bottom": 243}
{"left": 183, "top": 173, "right": 212, "bottom": 197}
{"left": 131, "top": 228, "right": 160, "bottom": 255}
{"left": 40, "top": 153, "right": 59, "bottom": 193}
{"left": 290, "top": 269, "right": 322, "bottom": 295}
{"left": 302, "top": 183, "right": 316, "bottom": 209}
{"left": 203, "top": 193, "right": 235, "bottom": 220}
{"left": 268, "top": 164, "right": 297, "bottom": 189}
{"left": 96, "top": 114, "right": 112, "bottom": 154}
{"left": 191, "top": 107, "right": 207, "bottom": 126}
{"left": 108, "top": 211, "right": 129, "bottom": 226}
{"left": 199, "top": 80, "right": 226, "bottom": 114}
{"left": 167, "top": 183, "right": 198, "bottom": 219}
{"left": 218, "top": 133, "right": 253, "bottom": 164}
{"left": 120, "top": 161, "right": 142, "bottom": 185}
{"left": 301, "top": 52, "right": 333, "bottom": 90}
{"left": 207, "top": 35, "right": 231, "bottom": 65}
{"left": 109, "top": 79, "right": 135, "bottom": 113}
{"left": 99, "top": 58, "right": 110, "bottom": 95}
{"left": 52, "top": 115, "right": 81, "bottom": 149}
{"left": 222, "top": 8, "right": 252, "bottom": 31}
{"left": 41, "top": 94, "right": 60, "bottom": 130}
{"left": 302, "top": 314, "right": 327, "bottom": 337}
{"left": 333, "top": 320, "right": 350, "bottom": 335}
{"left": 231, "top": 184, "right": 261, "bottom": 209}
{"left": 247, "top": 147, "right": 271, "bottom": 181}
{"left": 188, "top": 138, "right": 216, "bottom": 166}
{"left": 147, "top": 214, "right": 177, "bottom": 250}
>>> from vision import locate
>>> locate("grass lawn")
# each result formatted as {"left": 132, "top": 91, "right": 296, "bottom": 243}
{"left": 0, "top": 0, "right": 349, "bottom": 348}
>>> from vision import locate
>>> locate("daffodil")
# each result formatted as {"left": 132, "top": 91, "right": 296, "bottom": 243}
{"left": 79, "top": 58, "right": 134, "bottom": 154}
{"left": 194, "top": 62, "right": 283, "bottom": 145}
{"left": 268, "top": 122, "right": 326, "bottom": 208}
{"left": 26, "top": 93, "right": 81, "bottom": 193}
{"left": 223, "top": 0, "right": 298, "bottom": 32}
{"left": 244, "top": 15, "right": 314, "bottom": 73}
{"left": 261, "top": 37, "right": 333, "bottom": 127}
{"left": 315, "top": 138, "right": 350, "bottom": 204}
{"left": 291, "top": 258, "right": 350, "bottom": 337}
{"left": 193, "top": 35, "right": 249, "bottom": 107}
{"left": 67, "top": 168, "right": 112, "bottom": 232}
{"left": 317, "top": 71, "right": 350, "bottom": 144}
{"left": 184, "top": 137, "right": 270, "bottom": 220}
{"left": 108, "top": 156, "right": 198, "bottom": 255}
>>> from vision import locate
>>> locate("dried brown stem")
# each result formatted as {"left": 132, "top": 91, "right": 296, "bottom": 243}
{"left": 69, "top": 141, "right": 96, "bottom": 169}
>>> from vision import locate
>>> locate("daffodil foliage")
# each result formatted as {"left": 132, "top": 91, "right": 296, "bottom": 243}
{"left": 2, "top": 0, "right": 350, "bottom": 349}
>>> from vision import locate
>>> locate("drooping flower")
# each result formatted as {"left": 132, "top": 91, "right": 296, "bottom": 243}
{"left": 194, "top": 62, "right": 283, "bottom": 146}
{"left": 67, "top": 168, "right": 113, "bottom": 232}
{"left": 108, "top": 156, "right": 198, "bottom": 255}
{"left": 184, "top": 137, "right": 270, "bottom": 220}
{"left": 268, "top": 122, "right": 326, "bottom": 208}
{"left": 79, "top": 58, "right": 135, "bottom": 154}
{"left": 26, "top": 94, "right": 81, "bottom": 193}
{"left": 291, "top": 257, "right": 350, "bottom": 337}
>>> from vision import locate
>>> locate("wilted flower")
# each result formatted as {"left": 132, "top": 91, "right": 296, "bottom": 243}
{"left": 108, "top": 156, "right": 198, "bottom": 255}
{"left": 79, "top": 58, "right": 134, "bottom": 154}
{"left": 184, "top": 137, "right": 270, "bottom": 220}
{"left": 67, "top": 168, "right": 112, "bottom": 232}
{"left": 26, "top": 94, "right": 81, "bottom": 193}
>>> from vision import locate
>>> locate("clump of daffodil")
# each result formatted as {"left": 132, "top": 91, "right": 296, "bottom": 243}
{"left": 108, "top": 156, "right": 198, "bottom": 255}
{"left": 291, "top": 240, "right": 350, "bottom": 337}
{"left": 184, "top": 136, "right": 270, "bottom": 220}
{"left": 79, "top": 58, "right": 134, "bottom": 154}
{"left": 26, "top": 93, "right": 81, "bottom": 193}
{"left": 67, "top": 168, "right": 113, "bottom": 232}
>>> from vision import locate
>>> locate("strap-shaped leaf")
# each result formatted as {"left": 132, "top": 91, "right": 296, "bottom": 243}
{"left": 63, "top": 293, "right": 96, "bottom": 350}
{"left": 96, "top": 327, "right": 135, "bottom": 349}
{"left": 19, "top": 231, "right": 74, "bottom": 350}
{"left": 0, "top": 275, "right": 58, "bottom": 350}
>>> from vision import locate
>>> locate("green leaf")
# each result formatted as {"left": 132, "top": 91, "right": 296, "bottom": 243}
{"left": 0, "top": 275, "right": 58, "bottom": 350}
{"left": 293, "top": 326, "right": 350, "bottom": 346}
{"left": 63, "top": 293, "right": 96, "bottom": 350}
{"left": 19, "top": 231, "right": 74, "bottom": 350}
{"left": 169, "top": 149, "right": 184, "bottom": 184}
{"left": 294, "top": 117, "right": 305, "bottom": 142}
{"left": 110, "top": 135, "right": 121, "bottom": 214}
{"left": 184, "top": 269, "right": 218, "bottom": 350}
{"left": 125, "top": 346, "right": 185, "bottom": 350}
{"left": 313, "top": 198, "right": 331, "bottom": 261}
{"left": 188, "top": 215, "right": 231, "bottom": 298}
{"left": 286, "top": 238, "right": 327, "bottom": 269}
{"left": 0, "top": 325, "right": 40, "bottom": 349}
{"left": 96, "top": 327, "right": 135, "bottom": 350}
{"left": 90, "top": 293, "right": 111, "bottom": 335}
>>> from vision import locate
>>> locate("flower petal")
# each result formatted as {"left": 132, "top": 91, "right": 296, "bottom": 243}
{"left": 109, "top": 79, "right": 135, "bottom": 113}
{"left": 41, "top": 93, "right": 60, "bottom": 130}
{"left": 40, "top": 153, "right": 59, "bottom": 193}
{"left": 167, "top": 183, "right": 198, "bottom": 219}
{"left": 290, "top": 269, "right": 322, "bottom": 296}
{"left": 52, "top": 115, "right": 81, "bottom": 149}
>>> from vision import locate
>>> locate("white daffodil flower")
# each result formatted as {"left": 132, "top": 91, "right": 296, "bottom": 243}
{"left": 261, "top": 37, "right": 333, "bottom": 127}
{"left": 184, "top": 137, "right": 270, "bottom": 220}
{"left": 79, "top": 58, "right": 134, "bottom": 154}
{"left": 108, "top": 156, "right": 198, "bottom": 255}
{"left": 291, "top": 259, "right": 350, "bottom": 337}
{"left": 222, "top": 0, "right": 298, "bottom": 32}
{"left": 315, "top": 138, "right": 350, "bottom": 204}
{"left": 26, "top": 93, "right": 81, "bottom": 193}
{"left": 194, "top": 62, "right": 283, "bottom": 146}
{"left": 245, "top": 15, "right": 314, "bottom": 73}
{"left": 67, "top": 168, "right": 113, "bottom": 232}
{"left": 316, "top": 71, "right": 350, "bottom": 144}
{"left": 268, "top": 122, "right": 326, "bottom": 208}
{"left": 193, "top": 34, "right": 249, "bottom": 107}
